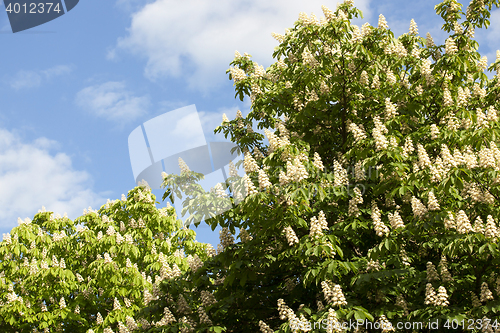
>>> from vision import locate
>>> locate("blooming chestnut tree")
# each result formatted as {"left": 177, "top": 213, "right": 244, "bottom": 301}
{"left": 0, "top": 183, "right": 211, "bottom": 332}
{"left": 146, "top": 0, "right": 500, "bottom": 332}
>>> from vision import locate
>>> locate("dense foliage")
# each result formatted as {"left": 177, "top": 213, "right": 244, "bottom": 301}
{"left": 0, "top": 184, "right": 211, "bottom": 332}
{"left": 143, "top": 0, "right": 500, "bottom": 332}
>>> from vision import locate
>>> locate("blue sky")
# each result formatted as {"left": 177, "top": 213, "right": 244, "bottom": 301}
{"left": 0, "top": 0, "right": 499, "bottom": 247}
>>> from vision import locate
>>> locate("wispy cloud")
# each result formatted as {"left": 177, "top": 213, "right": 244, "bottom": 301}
{"left": 9, "top": 70, "right": 42, "bottom": 90}
{"left": 111, "top": 0, "right": 372, "bottom": 92}
{"left": 42, "top": 65, "right": 73, "bottom": 79}
{"left": 8, "top": 65, "right": 73, "bottom": 90}
{"left": 76, "top": 81, "right": 150, "bottom": 124}
{"left": 0, "top": 128, "right": 108, "bottom": 233}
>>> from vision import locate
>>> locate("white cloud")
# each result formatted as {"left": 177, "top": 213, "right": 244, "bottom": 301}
{"left": 76, "top": 81, "right": 150, "bottom": 123}
{"left": 112, "top": 0, "right": 371, "bottom": 92}
{"left": 42, "top": 65, "right": 73, "bottom": 79}
{"left": 9, "top": 70, "right": 42, "bottom": 90}
{"left": 8, "top": 65, "right": 73, "bottom": 90}
{"left": 0, "top": 128, "right": 108, "bottom": 232}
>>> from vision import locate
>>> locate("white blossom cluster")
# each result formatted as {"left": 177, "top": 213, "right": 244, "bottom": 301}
{"left": 280, "top": 157, "right": 309, "bottom": 185}
{"left": 454, "top": 210, "right": 473, "bottom": 234}
{"left": 372, "top": 202, "right": 389, "bottom": 237}
{"left": 372, "top": 116, "right": 389, "bottom": 151}
{"left": 174, "top": 294, "right": 191, "bottom": 315}
{"left": 283, "top": 226, "right": 299, "bottom": 246}
{"left": 239, "top": 228, "right": 253, "bottom": 243}
{"left": 200, "top": 290, "right": 217, "bottom": 307}
{"left": 396, "top": 294, "right": 409, "bottom": 315}
{"left": 321, "top": 281, "right": 347, "bottom": 306}
{"left": 254, "top": 146, "right": 265, "bottom": 160}
{"left": 272, "top": 32, "right": 285, "bottom": 46}
{"left": 438, "top": 257, "right": 453, "bottom": 282}
{"left": 219, "top": 228, "right": 234, "bottom": 249}
{"left": 243, "top": 152, "right": 259, "bottom": 173}
{"left": 388, "top": 210, "right": 404, "bottom": 229}
{"left": 445, "top": 37, "right": 458, "bottom": 55}
{"left": 366, "top": 259, "right": 382, "bottom": 272}
{"left": 478, "top": 142, "right": 500, "bottom": 169}
{"left": 158, "top": 253, "right": 181, "bottom": 280}
{"left": 258, "top": 169, "right": 272, "bottom": 190}
{"left": 470, "top": 292, "right": 481, "bottom": 308}
{"left": 461, "top": 182, "right": 495, "bottom": 205}
{"left": 426, "top": 191, "right": 440, "bottom": 211}
{"left": 386, "top": 69, "right": 397, "bottom": 85}
{"left": 243, "top": 174, "right": 258, "bottom": 196}
{"left": 425, "top": 284, "right": 449, "bottom": 306}
{"left": 187, "top": 254, "right": 203, "bottom": 272}
{"left": 302, "top": 46, "right": 319, "bottom": 68}
{"left": 310, "top": 211, "right": 329, "bottom": 239}
{"left": 259, "top": 320, "right": 274, "bottom": 333}
{"left": 293, "top": 96, "right": 305, "bottom": 112}
{"left": 229, "top": 66, "right": 246, "bottom": 83}
{"left": 326, "top": 308, "right": 343, "bottom": 333}
{"left": 348, "top": 187, "right": 363, "bottom": 217}
{"left": 134, "top": 188, "right": 154, "bottom": 204}
{"left": 477, "top": 55, "right": 488, "bottom": 72}
{"left": 251, "top": 83, "right": 263, "bottom": 103}
{"left": 228, "top": 161, "right": 238, "bottom": 177}
{"left": 474, "top": 216, "right": 486, "bottom": 234}
{"left": 321, "top": 5, "right": 336, "bottom": 21}
{"left": 312, "top": 152, "right": 324, "bottom": 170}
{"left": 178, "top": 316, "right": 195, "bottom": 333}
{"left": 384, "top": 40, "right": 407, "bottom": 58}
{"left": 252, "top": 62, "right": 266, "bottom": 78}
{"left": 333, "top": 160, "right": 349, "bottom": 187}
{"left": 384, "top": 98, "right": 398, "bottom": 120}
{"left": 420, "top": 59, "right": 435, "bottom": 85}
{"left": 443, "top": 87, "right": 454, "bottom": 107}
{"left": 359, "top": 70, "right": 369, "bottom": 85}
{"left": 298, "top": 11, "right": 322, "bottom": 27}
{"left": 264, "top": 129, "right": 289, "bottom": 153}
{"left": 443, "top": 211, "right": 456, "bottom": 229}
{"left": 52, "top": 230, "right": 67, "bottom": 242}
{"left": 485, "top": 215, "right": 499, "bottom": 238}
{"left": 473, "top": 82, "right": 487, "bottom": 99}
{"left": 378, "top": 14, "right": 389, "bottom": 29}
{"left": 178, "top": 157, "right": 190, "bottom": 173}
{"left": 428, "top": 124, "right": 440, "bottom": 140}
{"left": 426, "top": 262, "right": 440, "bottom": 281}
{"left": 277, "top": 299, "right": 301, "bottom": 328}
{"left": 416, "top": 144, "right": 432, "bottom": 169}
{"left": 205, "top": 244, "right": 216, "bottom": 257}
{"left": 348, "top": 122, "right": 367, "bottom": 143}
{"left": 399, "top": 138, "right": 414, "bottom": 161}
{"left": 379, "top": 315, "right": 395, "bottom": 332}
{"left": 353, "top": 160, "right": 366, "bottom": 182}
{"left": 197, "top": 306, "right": 212, "bottom": 325}
{"left": 481, "top": 282, "right": 494, "bottom": 302}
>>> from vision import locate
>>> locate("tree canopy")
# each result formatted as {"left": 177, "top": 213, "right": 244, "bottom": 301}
{"left": 143, "top": 0, "right": 500, "bottom": 332}
{"left": 0, "top": 183, "right": 211, "bottom": 332}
